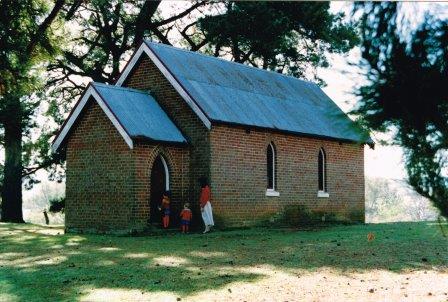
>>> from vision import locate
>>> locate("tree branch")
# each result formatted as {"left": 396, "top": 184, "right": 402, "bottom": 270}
{"left": 22, "top": 160, "right": 56, "bottom": 178}
{"left": 133, "top": 0, "right": 161, "bottom": 46}
{"left": 151, "top": 27, "right": 172, "bottom": 45}
{"left": 26, "top": 0, "right": 66, "bottom": 56}
{"left": 64, "top": 0, "right": 83, "bottom": 20}
{"left": 151, "top": 1, "right": 207, "bottom": 28}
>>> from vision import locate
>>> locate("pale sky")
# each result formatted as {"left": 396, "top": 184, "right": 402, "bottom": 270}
{"left": 318, "top": 48, "right": 406, "bottom": 180}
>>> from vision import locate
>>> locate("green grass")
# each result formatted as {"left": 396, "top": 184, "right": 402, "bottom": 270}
{"left": 0, "top": 222, "right": 447, "bottom": 301}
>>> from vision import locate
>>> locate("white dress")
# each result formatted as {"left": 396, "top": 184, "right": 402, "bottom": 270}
{"left": 201, "top": 201, "right": 214, "bottom": 227}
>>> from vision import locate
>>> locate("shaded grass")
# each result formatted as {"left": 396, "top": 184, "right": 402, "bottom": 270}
{"left": 0, "top": 222, "right": 447, "bottom": 301}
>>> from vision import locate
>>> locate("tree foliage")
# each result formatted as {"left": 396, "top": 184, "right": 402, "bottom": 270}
{"left": 354, "top": 2, "right": 448, "bottom": 217}
{"left": 198, "top": 2, "right": 359, "bottom": 82}
{"left": 47, "top": 1, "right": 207, "bottom": 101}
{"left": 49, "top": 1, "right": 359, "bottom": 102}
{"left": 48, "top": 196, "right": 65, "bottom": 213}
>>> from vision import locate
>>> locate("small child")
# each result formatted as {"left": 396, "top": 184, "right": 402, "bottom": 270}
{"left": 158, "top": 191, "right": 171, "bottom": 229}
{"left": 179, "top": 203, "right": 192, "bottom": 233}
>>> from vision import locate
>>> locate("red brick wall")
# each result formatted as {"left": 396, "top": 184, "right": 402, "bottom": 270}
{"left": 209, "top": 125, "right": 365, "bottom": 227}
{"left": 65, "top": 99, "right": 135, "bottom": 233}
{"left": 124, "top": 56, "right": 210, "bottom": 207}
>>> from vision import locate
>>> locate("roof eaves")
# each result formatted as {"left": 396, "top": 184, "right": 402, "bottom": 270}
{"left": 132, "top": 135, "right": 189, "bottom": 146}
{"left": 212, "top": 119, "right": 372, "bottom": 145}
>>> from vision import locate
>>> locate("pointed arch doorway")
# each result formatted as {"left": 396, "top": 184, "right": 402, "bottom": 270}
{"left": 149, "top": 155, "right": 170, "bottom": 223}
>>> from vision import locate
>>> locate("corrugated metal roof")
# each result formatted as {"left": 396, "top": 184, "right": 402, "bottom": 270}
{"left": 92, "top": 83, "right": 187, "bottom": 144}
{"left": 146, "top": 41, "right": 372, "bottom": 144}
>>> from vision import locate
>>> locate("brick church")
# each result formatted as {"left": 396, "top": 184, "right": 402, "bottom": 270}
{"left": 52, "top": 41, "right": 373, "bottom": 234}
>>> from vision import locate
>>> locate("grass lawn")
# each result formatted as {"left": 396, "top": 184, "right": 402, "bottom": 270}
{"left": 0, "top": 222, "right": 447, "bottom": 302}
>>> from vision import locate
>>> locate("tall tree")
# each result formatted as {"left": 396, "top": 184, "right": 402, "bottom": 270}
{"left": 198, "top": 1, "right": 359, "bottom": 82}
{"left": 47, "top": 0, "right": 208, "bottom": 100}
{"left": 353, "top": 2, "right": 448, "bottom": 217}
{"left": 0, "top": 0, "right": 79, "bottom": 222}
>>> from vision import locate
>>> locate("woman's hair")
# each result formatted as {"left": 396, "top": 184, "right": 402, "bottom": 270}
{"left": 163, "top": 190, "right": 171, "bottom": 198}
{"left": 198, "top": 176, "right": 208, "bottom": 188}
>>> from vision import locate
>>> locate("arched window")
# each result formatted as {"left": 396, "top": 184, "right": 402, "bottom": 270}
{"left": 267, "top": 143, "right": 276, "bottom": 191}
{"left": 318, "top": 148, "right": 326, "bottom": 192}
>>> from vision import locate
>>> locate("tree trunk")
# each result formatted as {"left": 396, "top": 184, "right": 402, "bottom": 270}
{"left": 1, "top": 102, "right": 24, "bottom": 223}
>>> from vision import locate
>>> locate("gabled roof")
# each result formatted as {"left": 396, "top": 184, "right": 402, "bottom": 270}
{"left": 117, "top": 41, "right": 372, "bottom": 145}
{"left": 52, "top": 82, "right": 187, "bottom": 152}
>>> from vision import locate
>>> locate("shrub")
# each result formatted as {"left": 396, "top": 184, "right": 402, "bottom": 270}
{"left": 279, "top": 205, "right": 340, "bottom": 227}
{"left": 271, "top": 205, "right": 320, "bottom": 227}
{"left": 49, "top": 197, "right": 65, "bottom": 213}
{"left": 348, "top": 209, "right": 365, "bottom": 222}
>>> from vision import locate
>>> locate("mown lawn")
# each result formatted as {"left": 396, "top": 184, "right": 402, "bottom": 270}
{"left": 0, "top": 222, "right": 447, "bottom": 302}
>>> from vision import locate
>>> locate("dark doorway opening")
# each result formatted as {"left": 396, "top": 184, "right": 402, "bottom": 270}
{"left": 149, "top": 155, "right": 168, "bottom": 224}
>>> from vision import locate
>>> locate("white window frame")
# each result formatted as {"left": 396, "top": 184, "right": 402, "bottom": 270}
{"left": 266, "top": 143, "right": 280, "bottom": 197}
{"left": 318, "top": 148, "right": 329, "bottom": 198}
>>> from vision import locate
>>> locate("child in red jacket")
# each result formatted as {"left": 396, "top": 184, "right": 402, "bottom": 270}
{"left": 158, "top": 191, "right": 171, "bottom": 229}
{"left": 179, "top": 203, "right": 192, "bottom": 233}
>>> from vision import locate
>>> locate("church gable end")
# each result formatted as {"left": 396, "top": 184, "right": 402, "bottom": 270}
{"left": 65, "top": 100, "right": 135, "bottom": 233}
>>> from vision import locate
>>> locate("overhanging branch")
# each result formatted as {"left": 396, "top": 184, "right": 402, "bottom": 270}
{"left": 26, "top": 0, "right": 67, "bottom": 56}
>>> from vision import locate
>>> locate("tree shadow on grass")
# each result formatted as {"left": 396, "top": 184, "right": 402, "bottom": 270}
{"left": 0, "top": 221, "right": 447, "bottom": 301}
{"left": 0, "top": 224, "right": 262, "bottom": 301}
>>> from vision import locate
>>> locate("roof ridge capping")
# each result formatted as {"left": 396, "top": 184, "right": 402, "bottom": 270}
{"left": 144, "top": 40, "right": 317, "bottom": 87}
{"left": 92, "top": 82, "right": 150, "bottom": 95}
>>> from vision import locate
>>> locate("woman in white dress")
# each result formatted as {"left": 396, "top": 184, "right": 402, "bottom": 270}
{"left": 199, "top": 177, "right": 214, "bottom": 233}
